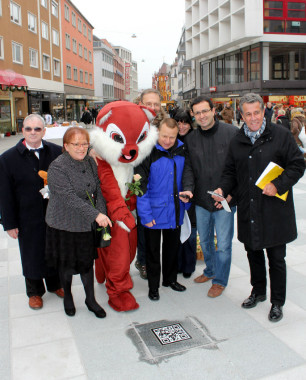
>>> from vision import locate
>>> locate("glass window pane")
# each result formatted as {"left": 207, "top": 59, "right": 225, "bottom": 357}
{"left": 288, "top": 2, "right": 305, "bottom": 10}
{"left": 286, "top": 20, "right": 306, "bottom": 32}
{"left": 288, "top": 10, "right": 305, "bottom": 17}
{"left": 264, "top": 9, "right": 283, "bottom": 17}
{"left": 265, "top": 19, "right": 285, "bottom": 32}
{"left": 264, "top": 1, "right": 283, "bottom": 8}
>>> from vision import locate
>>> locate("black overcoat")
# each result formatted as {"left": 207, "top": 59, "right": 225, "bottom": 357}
{"left": 220, "top": 123, "right": 305, "bottom": 250}
{"left": 0, "top": 139, "right": 62, "bottom": 278}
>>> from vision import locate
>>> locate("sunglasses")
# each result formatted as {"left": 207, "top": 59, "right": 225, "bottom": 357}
{"left": 24, "top": 127, "right": 43, "bottom": 132}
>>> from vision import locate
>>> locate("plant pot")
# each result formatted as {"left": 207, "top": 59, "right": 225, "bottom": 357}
{"left": 5, "top": 132, "right": 11, "bottom": 137}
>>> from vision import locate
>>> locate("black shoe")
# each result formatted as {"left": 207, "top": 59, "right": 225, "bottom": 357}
{"left": 148, "top": 289, "right": 159, "bottom": 301}
{"left": 135, "top": 260, "right": 148, "bottom": 280}
{"left": 183, "top": 273, "right": 192, "bottom": 278}
{"left": 241, "top": 294, "right": 266, "bottom": 309}
{"left": 85, "top": 300, "right": 106, "bottom": 318}
{"left": 163, "top": 281, "right": 186, "bottom": 292}
{"left": 268, "top": 304, "right": 283, "bottom": 322}
{"left": 64, "top": 307, "right": 76, "bottom": 317}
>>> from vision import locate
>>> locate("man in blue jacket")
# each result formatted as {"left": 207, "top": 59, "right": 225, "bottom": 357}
{"left": 136, "top": 118, "right": 188, "bottom": 301}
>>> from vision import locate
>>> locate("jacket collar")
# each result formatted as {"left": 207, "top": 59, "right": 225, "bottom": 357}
{"left": 156, "top": 138, "right": 183, "bottom": 153}
{"left": 16, "top": 138, "right": 49, "bottom": 155}
{"left": 197, "top": 118, "right": 219, "bottom": 136}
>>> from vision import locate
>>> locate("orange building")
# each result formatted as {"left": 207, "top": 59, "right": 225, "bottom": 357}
{"left": 61, "top": 0, "right": 95, "bottom": 121}
{"left": 0, "top": 0, "right": 64, "bottom": 132}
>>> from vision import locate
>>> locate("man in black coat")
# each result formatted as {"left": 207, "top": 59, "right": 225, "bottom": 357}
{"left": 213, "top": 93, "right": 305, "bottom": 322}
{"left": 0, "top": 114, "right": 64, "bottom": 310}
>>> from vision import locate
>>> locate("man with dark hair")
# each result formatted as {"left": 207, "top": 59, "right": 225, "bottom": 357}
{"left": 180, "top": 95, "right": 238, "bottom": 298}
{"left": 213, "top": 93, "right": 305, "bottom": 322}
{"left": 264, "top": 102, "right": 274, "bottom": 124}
{"left": 0, "top": 114, "right": 64, "bottom": 310}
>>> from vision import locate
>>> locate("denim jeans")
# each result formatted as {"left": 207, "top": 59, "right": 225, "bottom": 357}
{"left": 196, "top": 205, "right": 236, "bottom": 287}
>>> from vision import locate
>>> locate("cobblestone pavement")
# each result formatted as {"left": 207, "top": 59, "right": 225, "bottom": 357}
{"left": 1, "top": 134, "right": 306, "bottom": 379}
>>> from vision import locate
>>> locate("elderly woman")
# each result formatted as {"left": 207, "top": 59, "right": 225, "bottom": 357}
{"left": 45, "top": 127, "right": 112, "bottom": 317}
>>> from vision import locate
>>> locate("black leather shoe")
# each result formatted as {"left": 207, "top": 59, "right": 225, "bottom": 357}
{"left": 241, "top": 294, "right": 266, "bottom": 309}
{"left": 148, "top": 289, "right": 159, "bottom": 301}
{"left": 85, "top": 300, "right": 106, "bottom": 318}
{"left": 268, "top": 304, "right": 283, "bottom": 322}
{"left": 183, "top": 273, "right": 192, "bottom": 278}
{"left": 64, "top": 307, "right": 76, "bottom": 317}
{"left": 163, "top": 281, "right": 186, "bottom": 292}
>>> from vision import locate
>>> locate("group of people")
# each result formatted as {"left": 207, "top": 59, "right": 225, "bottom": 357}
{"left": 0, "top": 89, "right": 305, "bottom": 324}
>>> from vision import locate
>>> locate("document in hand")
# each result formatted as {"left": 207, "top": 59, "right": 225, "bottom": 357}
{"left": 255, "top": 162, "right": 288, "bottom": 201}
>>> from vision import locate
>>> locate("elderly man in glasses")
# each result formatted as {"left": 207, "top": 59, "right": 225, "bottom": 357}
{"left": 0, "top": 114, "right": 64, "bottom": 310}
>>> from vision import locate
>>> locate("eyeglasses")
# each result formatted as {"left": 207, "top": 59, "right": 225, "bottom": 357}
{"left": 194, "top": 109, "right": 212, "bottom": 117}
{"left": 24, "top": 127, "right": 43, "bottom": 132}
{"left": 69, "top": 143, "right": 90, "bottom": 148}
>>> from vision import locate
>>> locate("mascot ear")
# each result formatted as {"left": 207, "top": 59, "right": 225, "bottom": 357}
{"left": 139, "top": 105, "right": 156, "bottom": 122}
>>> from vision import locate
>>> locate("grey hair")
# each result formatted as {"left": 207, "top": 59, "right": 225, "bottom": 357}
{"left": 24, "top": 114, "right": 46, "bottom": 129}
{"left": 140, "top": 88, "right": 161, "bottom": 103}
{"left": 239, "top": 93, "right": 264, "bottom": 114}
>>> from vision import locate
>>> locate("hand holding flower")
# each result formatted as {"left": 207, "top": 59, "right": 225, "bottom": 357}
{"left": 95, "top": 213, "right": 112, "bottom": 228}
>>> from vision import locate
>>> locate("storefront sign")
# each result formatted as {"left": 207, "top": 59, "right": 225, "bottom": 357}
{"left": 209, "top": 86, "right": 217, "bottom": 92}
{"left": 125, "top": 63, "right": 130, "bottom": 95}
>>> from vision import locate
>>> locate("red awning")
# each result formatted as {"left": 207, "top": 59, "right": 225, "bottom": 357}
{"left": 0, "top": 70, "right": 27, "bottom": 87}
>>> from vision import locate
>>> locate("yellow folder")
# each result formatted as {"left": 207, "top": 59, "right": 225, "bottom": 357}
{"left": 255, "top": 162, "right": 288, "bottom": 201}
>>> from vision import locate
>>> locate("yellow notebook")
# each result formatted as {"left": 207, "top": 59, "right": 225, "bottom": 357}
{"left": 255, "top": 162, "right": 288, "bottom": 201}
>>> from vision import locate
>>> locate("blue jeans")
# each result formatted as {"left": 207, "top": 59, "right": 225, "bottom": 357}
{"left": 196, "top": 205, "right": 236, "bottom": 287}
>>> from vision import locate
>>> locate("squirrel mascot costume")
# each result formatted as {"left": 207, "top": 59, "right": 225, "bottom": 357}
{"left": 91, "top": 101, "right": 158, "bottom": 312}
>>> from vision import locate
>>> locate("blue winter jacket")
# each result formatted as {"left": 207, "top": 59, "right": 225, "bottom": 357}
{"left": 136, "top": 139, "right": 189, "bottom": 229}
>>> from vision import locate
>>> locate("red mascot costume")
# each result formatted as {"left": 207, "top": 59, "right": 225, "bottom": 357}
{"left": 91, "top": 101, "right": 157, "bottom": 312}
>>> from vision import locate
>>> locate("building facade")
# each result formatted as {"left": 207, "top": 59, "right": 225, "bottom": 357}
{"left": 93, "top": 36, "right": 114, "bottom": 105}
{"left": 61, "top": 0, "right": 95, "bottom": 122}
{"left": 185, "top": 0, "right": 306, "bottom": 105}
{"left": 114, "top": 46, "right": 136, "bottom": 101}
{"left": 0, "top": 0, "right": 64, "bottom": 132}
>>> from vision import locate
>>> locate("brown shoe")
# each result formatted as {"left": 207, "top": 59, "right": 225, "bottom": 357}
{"left": 207, "top": 284, "right": 225, "bottom": 298}
{"left": 29, "top": 296, "right": 43, "bottom": 310}
{"left": 52, "top": 288, "right": 64, "bottom": 298}
{"left": 194, "top": 274, "right": 213, "bottom": 283}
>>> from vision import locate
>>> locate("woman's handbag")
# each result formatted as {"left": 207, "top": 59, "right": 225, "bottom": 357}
{"left": 91, "top": 222, "right": 111, "bottom": 248}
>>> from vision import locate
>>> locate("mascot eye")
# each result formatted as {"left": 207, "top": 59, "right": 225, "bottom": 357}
{"left": 113, "top": 134, "right": 124, "bottom": 143}
{"left": 106, "top": 123, "right": 126, "bottom": 144}
{"left": 137, "top": 122, "right": 150, "bottom": 144}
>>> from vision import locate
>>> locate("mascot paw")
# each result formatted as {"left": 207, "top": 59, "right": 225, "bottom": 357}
{"left": 108, "top": 292, "right": 139, "bottom": 312}
{"left": 94, "top": 262, "right": 106, "bottom": 284}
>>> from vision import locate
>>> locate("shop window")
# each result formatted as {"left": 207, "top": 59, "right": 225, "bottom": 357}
{"left": 41, "top": 21, "right": 48, "bottom": 40}
{"left": 51, "top": 1, "right": 58, "bottom": 18}
{"left": 52, "top": 29, "right": 59, "bottom": 46}
{"left": 41, "top": 0, "right": 47, "bottom": 8}
{"left": 10, "top": 1, "right": 21, "bottom": 25}
{"left": 0, "top": 36, "right": 4, "bottom": 60}
{"left": 53, "top": 59, "right": 60, "bottom": 76}
{"left": 29, "top": 48, "right": 38, "bottom": 68}
{"left": 79, "top": 70, "right": 83, "bottom": 83}
{"left": 66, "top": 64, "right": 71, "bottom": 79}
{"left": 43, "top": 54, "right": 50, "bottom": 71}
{"left": 73, "top": 67, "right": 77, "bottom": 81}
{"left": 12, "top": 41, "right": 23, "bottom": 64}
{"left": 64, "top": 4, "right": 69, "bottom": 21}
{"left": 286, "top": 20, "right": 306, "bottom": 32}
{"left": 72, "top": 12, "right": 76, "bottom": 27}
{"left": 28, "top": 12, "right": 37, "bottom": 33}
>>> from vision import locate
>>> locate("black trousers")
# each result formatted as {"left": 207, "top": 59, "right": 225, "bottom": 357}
{"left": 245, "top": 244, "right": 286, "bottom": 306}
{"left": 144, "top": 227, "right": 180, "bottom": 291}
{"left": 25, "top": 274, "right": 61, "bottom": 298}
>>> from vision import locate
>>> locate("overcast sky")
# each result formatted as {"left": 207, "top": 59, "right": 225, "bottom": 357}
{"left": 71, "top": 0, "right": 185, "bottom": 89}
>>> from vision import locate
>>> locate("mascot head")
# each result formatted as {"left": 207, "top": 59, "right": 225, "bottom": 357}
{"left": 91, "top": 101, "right": 158, "bottom": 167}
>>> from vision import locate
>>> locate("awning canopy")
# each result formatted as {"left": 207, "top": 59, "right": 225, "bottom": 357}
{"left": 0, "top": 70, "right": 27, "bottom": 87}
